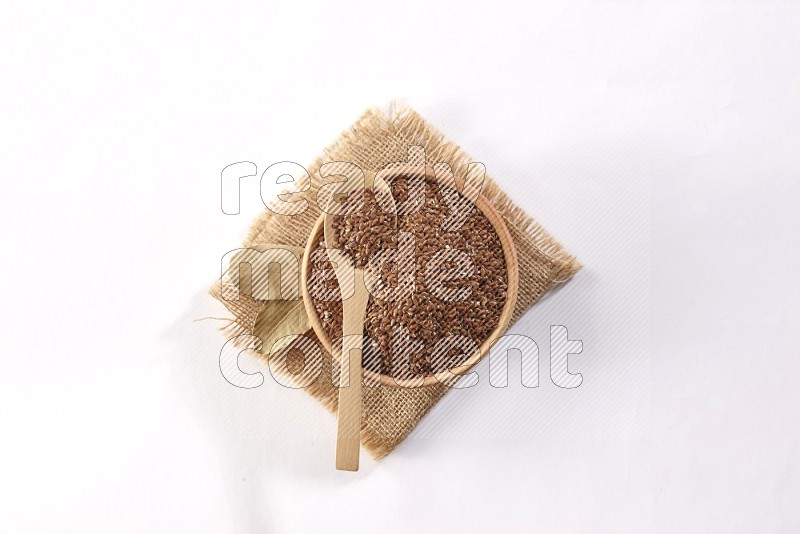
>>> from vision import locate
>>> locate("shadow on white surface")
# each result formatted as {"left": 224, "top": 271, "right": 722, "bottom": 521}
{"left": 163, "top": 290, "right": 381, "bottom": 528}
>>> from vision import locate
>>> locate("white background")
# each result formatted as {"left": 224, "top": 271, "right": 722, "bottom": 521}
{"left": 1, "top": 1, "right": 799, "bottom": 532}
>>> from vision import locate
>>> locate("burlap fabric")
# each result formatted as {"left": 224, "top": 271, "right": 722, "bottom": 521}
{"left": 210, "top": 105, "right": 581, "bottom": 459}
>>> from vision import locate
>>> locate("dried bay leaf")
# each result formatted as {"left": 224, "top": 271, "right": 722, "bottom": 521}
{"left": 253, "top": 298, "right": 311, "bottom": 355}
{"left": 246, "top": 244, "right": 310, "bottom": 356}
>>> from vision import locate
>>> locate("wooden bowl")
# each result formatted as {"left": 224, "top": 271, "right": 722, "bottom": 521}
{"left": 300, "top": 165, "right": 519, "bottom": 388}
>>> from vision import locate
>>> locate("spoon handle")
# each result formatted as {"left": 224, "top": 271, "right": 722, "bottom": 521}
{"left": 335, "top": 268, "right": 369, "bottom": 471}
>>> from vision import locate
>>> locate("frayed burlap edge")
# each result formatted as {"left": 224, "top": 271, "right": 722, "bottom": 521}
{"left": 210, "top": 104, "right": 581, "bottom": 459}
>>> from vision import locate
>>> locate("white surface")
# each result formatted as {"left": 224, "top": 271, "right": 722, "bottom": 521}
{"left": 1, "top": 1, "right": 799, "bottom": 532}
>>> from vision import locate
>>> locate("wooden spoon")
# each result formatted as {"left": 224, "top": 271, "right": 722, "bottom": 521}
{"left": 324, "top": 170, "right": 396, "bottom": 471}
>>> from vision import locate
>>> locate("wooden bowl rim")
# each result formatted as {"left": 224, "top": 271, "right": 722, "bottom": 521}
{"left": 300, "top": 164, "right": 519, "bottom": 388}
